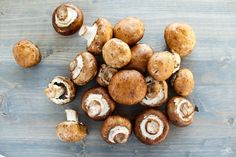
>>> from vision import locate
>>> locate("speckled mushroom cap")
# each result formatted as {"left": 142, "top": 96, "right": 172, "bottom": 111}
{"left": 171, "top": 68, "right": 195, "bottom": 96}
{"left": 147, "top": 51, "right": 175, "bottom": 81}
{"left": 13, "top": 40, "right": 41, "bottom": 68}
{"left": 52, "top": 3, "right": 84, "bottom": 36}
{"left": 167, "top": 96, "right": 195, "bottom": 127}
{"left": 69, "top": 52, "right": 97, "bottom": 86}
{"left": 114, "top": 17, "right": 144, "bottom": 45}
{"left": 108, "top": 70, "right": 147, "bottom": 105}
{"left": 134, "top": 109, "right": 170, "bottom": 145}
{"left": 164, "top": 23, "right": 196, "bottom": 57}
{"left": 101, "top": 115, "right": 132, "bottom": 144}
{"left": 81, "top": 87, "right": 116, "bottom": 120}
{"left": 96, "top": 64, "right": 118, "bottom": 87}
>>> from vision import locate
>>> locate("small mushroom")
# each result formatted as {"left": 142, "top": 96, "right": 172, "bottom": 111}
{"left": 125, "top": 44, "right": 154, "bottom": 73}
{"left": 164, "top": 23, "right": 196, "bottom": 57}
{"left": 147, "top": 51, "right": 175, "bottom": 81}
{"left": 96, "top": 64, "right": 118, "bottom": 87}
{"left": 167, "top": 96, "right": 196, "bottom": 127}
{"left": 79, "top": 18, "right": 113, "bottom": 55}
{"left": 13, "top": 40, "right": 41, "bottom": 68}
{"left": 171, "top": 52, "right": 181, "bottom": 74}
{"left": 108, "top": 70, "right": 147, "bottom": 105}
{"left": 81, "top": 87, "right": 116, "bottom": 120}
{"left": 44, "top": 76, "right": 76, "bottom": 105}
{"left": 52, "top": 3, "right": 84, "bottom": 36}
{"left": 134, "top": 109, "right": 169, "bottom": 145}
{"left": 102, "top": 38, "right": 131, "bottom": 68}
{"left": 101, "top": 115, "right": 132, "bottom": 144}
{"left": 114, "top": 17, "right": 144, "bottom": 45}
{"left": 141, "top": 76, "right": 168, "bottom": 107}
{"left": 171, "top": 68, "right": 195, "bottom": 96}
{"left": 56, "top": 109, "right": 87, "bottom": 142}
{"left": 69, "top": 52, "right": 97, "bottom": 86}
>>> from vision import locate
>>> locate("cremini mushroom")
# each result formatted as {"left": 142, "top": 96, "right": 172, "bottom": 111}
{"left": 69, "top": 52, "right": 97, "bottom": 86}
{"left": 79, "top": 18, "right": 113, "bottom": 55}
{"left": 56, "top": 109, "right": 87, "bottom": 142}
{"left": 44, "top": 76, "right": 76, "bottom": 105}
{"left": 101, "top": 115, "right": 131, "bottom": 144}
{"left": 52, "top": 3, "right": 84, "bottom": 35}
{"left": 171, "top": 52, "right": 181, "bottom": 74}
{"left": 96, "top": 64, "right": 118, "bottom": 87}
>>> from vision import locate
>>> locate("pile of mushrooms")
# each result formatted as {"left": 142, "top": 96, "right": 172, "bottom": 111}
{"left": 12, "top": 3, "right": 198, "bottom": 145}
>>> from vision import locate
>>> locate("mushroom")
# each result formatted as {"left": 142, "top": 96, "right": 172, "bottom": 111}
{"left": 81, "top": 87, "right": 116, "bottom": 120}
{"left": 56, "top": 109, "right": 87, "bottom": 142}
{"left": 13, "top": 40, "right": 41, "bottom": 68}
{"left": 171, "top": 68, "right": 195, "bottom": 96}
{"left": 96, "top": 64, "right": 118, "bottom": 87}
{"left": 79, "top": 18, "right": 113, "bottom": 55}
{"left": 44, "top": 76, "right": 76, "bottom": 105}
{"left": 125, "top": 44, "right": 154, "bottom": 73}
{"left": 171, "top": 52, "right": 181, "bottom": 74}
{"left": 69, "top": 52, "right": 97, "bottom": 86}
{"left": 134, "top": 109, "right": 169, "bottom": 145}
{"left": 101, "top": 115, "right": 131, "bottom": 144}
{"left": 108, "top": 70, "right": 147, "bottom": 105}
{"left": 102, "top": 38, "right": 131, "bottom": 68}
{"left": 52, "top": 3, "right": 84, "bottom": 36}
{"left": 114, "top": 17, "right": 144, "bottom": 45}
{"left": 164, "top": 23, "right": 196, "bottom": 57}
{"left": 167, "top": 96, "right": 196, "bottom": 127}
{"left": 141, "top": 76, "right": 168, "bottom": 107}
{"left": 147, "top": 51, "right": 175, "bottom": 81}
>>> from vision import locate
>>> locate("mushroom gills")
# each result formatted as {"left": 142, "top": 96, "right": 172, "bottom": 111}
{"left": 53, "top": 82, "right": 67, "bottom": 99}
{"left": 98, "top": 65, "right": 117, "bottom": 85}
{"left": 70, "top": 55, "right": 84, "bottom": 79}
{"left": 174, "top": 98, "right": 195, "bottom": 121}
{"left": 108, "top": 126, "right": 129, "bottom": 143}
{"left": 55, "top": 6, "right": 78, "bottom": 28}
{"left": 79, "top": 24, "right": 98, "bottom": 47}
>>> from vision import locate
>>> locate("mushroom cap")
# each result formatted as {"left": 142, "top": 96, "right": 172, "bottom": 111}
{"left": 102, "top": 38, "right": 131, "bottom": 69}
{"left": 13, "top": 40, "right": 41, "bottom": 68}
{"left": 125, "top": 44, "right": 154, "bottom": 73}
{"left": 96, "top": 64, "right": 118, "bottom": 87}
{"left": 56, "top": 121, "right": 87, "bottom": 142}
{"left": 147, "top": 51, "right": 175, "bottom": 81}
{"left": 52, "top": 3, "right": 84, "bottom": 36}
{"left": 81, "top": 87, "right": 116, "bottom": 120}
{"left": 171, "top": 52, "right": 181, "bottom": 74}
{"left": 172, "top": 68, "right": 194, "bottom": 96}
{"left": 108, "top": 70, "right": 147, "bottom": 105}
{"left": 164, "top": 23, "right": 196, "bottom": 57}
{"left": 167, "top": 96, "right": 195, "bottom": 127}
{"left": 134, "top": 109, "right": 169, "bottom": 145}
{"left": 101, "top": 115, "right": 132, "bottom": 144}
{"left": 114, "top": 17, "right": 144, "bottom": 45}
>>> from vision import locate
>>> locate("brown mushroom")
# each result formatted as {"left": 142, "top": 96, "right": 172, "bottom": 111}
{"left": 79, "top": 18, "right": 113, "bottom": 55}
{"left": 13, "top": 40, "right": 41, "bottom": 68}
{"left": 167, "top": 96, "right": 196, "bottom": 127}
{"left": 114, "top": 17, "right": 144, "bottom": 45}
{"left": 56, "top": 109, "right": 87, "bottom": 142}
{"left": 147, "top": 51, "right": 175, "bottom": 81}
{"left": 171, "top": 52, "right": 181, "bottom": 74}
{"left": 52, "top": 3, "right": 84, "bottom": 36}
{"left": 171, "top": 68, "right": 195, "bottom": 96}
{"left": 44, "top": 76, "right": 76, "bottom": 105}
{"left": 108, "top": 70, "right": 147, "bottom": 105}
{"left": 134, "top": 109, "right": 169, "bottom": 145}
{"left": 164, "top": 23, "right": 196, "bottom": 57}
{"left": 101, "top": 115, "right": 132, "bottom": 144}
{"left": 102, "top": 38, "right": 131, "bottom": 68}
{"left": 81, "top": 87, "right": 116, "bottom": 120}
{"left": 69, "top": 52, "right": 97, "bottom": 86}
{"left": 96, "top": 64, "right": 118, "bottom": 87}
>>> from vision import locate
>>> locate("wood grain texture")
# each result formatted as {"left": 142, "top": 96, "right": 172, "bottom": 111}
{"left": 0, "top": 0, "right": 236, "bottom": 157}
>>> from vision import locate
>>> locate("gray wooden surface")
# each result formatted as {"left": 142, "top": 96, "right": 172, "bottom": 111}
{"left": 0, "top": 0, "right": 236, "bottom": 157}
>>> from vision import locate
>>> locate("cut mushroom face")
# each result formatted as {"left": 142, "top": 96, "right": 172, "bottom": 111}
{"left": 44, "top": 76, "right": 76, "bottom": 105}
{"left": 101, "top": 115, "right": 131, "bottom": 144}
{"left": 96, "top": 64, "right": 118, "bottom": 87}
{"left": 134, "top": 109, "right": 169, "bottom": 145}
{"left": 56, "top": 109, "right": 87, "bottom": 142}
{"left": 141, "top": 76, "right": 168, "bottom": 107}
{"left": 171, "top": 52, "right": 181, "bottom": 74}
{"left": 81, "top": 87, "right": 116, "bottom": 120}
{"left": 69, "top": 52, "right": 97, "bottom": 86}
{"left": 52, "top": 3, "right": 84, "bottom": 36}
{"left": 167, "top": 96, "right": 196, "bottom": 127}
{"left": 79, "top": 18, "right": 113, "bottom": 55}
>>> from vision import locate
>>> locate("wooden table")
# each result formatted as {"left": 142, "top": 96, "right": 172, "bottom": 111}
{"left": 0, "top": 0, "right": 236, "bottom": 156}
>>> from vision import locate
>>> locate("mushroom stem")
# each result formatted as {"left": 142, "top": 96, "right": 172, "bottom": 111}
{"left": 79, "top": 24, "right": 98, "bottom": 46}
{"left": 45, "top": 85, "right": 65, "bottom": 98}
{"left": 65, "top": 109, "right": 78, "bottom": 122}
